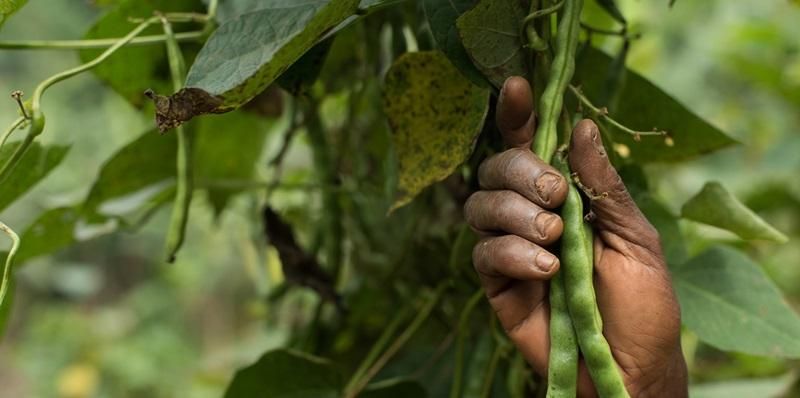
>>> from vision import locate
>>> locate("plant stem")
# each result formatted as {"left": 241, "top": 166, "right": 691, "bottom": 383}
{"left": 580, "top": 23, "right": 640, "bottom": 40}
{"left": 0, "top": 16, "right": 159, "bottom": 185}
{"left": 450, "top": 289, "right": 486, "bottom": 398}
{"left": 0, "top": 117, "right": 25, "bottom": 152}
{"left": 303, "top": 101, "right": 343, "bottom": 282}
{"left": 0, "top": 221, "right": 20, "bottom": 313}
{"left": 344, "top": 305, "right": 412, "bottom": 393}
{"left": 568, "top": 84, "right": 666, "bottom": 137}
{"left": 206, "top": 0, "right": 219, "bottom": 21}
{"left": 159, "top": 15, "right": 193, "bottom": 263}
{"left": 129, "top": 12, "right": 208, "bottom": 24}
{"left": 344, "top": 282, "right": 449, "bottom": 398}
{"left": 0, "top": 31, "right": 204, "bottom": 50}
{"left": 481, "top": 342, "right": 509, "bottom": 398}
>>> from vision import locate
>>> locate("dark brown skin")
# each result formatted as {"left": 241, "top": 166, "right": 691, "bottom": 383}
{"left": 464, "top": 77, "right": 688, "bottom": 397}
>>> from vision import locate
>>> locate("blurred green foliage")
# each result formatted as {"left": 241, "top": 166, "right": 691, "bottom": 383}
{"left": 0, "top": 1, "right": 799, "bottom": 397}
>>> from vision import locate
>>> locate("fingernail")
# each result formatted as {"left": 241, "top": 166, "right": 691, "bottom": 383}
{"left": 535, "top": 172, "right": 561, "bottom": 204}
{"left": 534, "top": 251, "right": 557, "bottom": 272}
{"left": 535, "top": 212, "right": 557, "bottom": 240}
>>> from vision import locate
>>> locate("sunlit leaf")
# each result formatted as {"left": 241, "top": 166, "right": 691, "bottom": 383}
{"left": 0, "top": 0, "right": 26, "bottom": 29}
{"left": 423, "top": 0, "right": 487, "bottom": 87}
{"left": 79, "top": 0, "right": 202, "bottom": 107}
{"left": 574, "top": 46, "right": 738, "bottom": 162}
{"left": 0, "top": 142, "right": 70, "bottom": 212}
{"left": 166, "top": 0, "right": 358, "bottom": 127}
{"left": 223, "top": 349, "right": 341, "bottom": 398}
{"left": 674, "top": 246, "right": 800, "bottom": 358}
{"left": 681, "top": 181, "right": 788, "bottom": 243}
{"left": 82, "top": 130, "right": 177, "bottom": 222}
{"left": 456, "top": 0, "right": 527, "bottom": 88}
{"left": 383, "top": 51, "right": 489, "bottom": 211}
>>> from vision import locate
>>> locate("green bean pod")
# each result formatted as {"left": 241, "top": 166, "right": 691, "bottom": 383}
{"left": 558, "top": 159, "right": 629, "bottom": 398}
{"left": 546, "top": 270, "right": 578, "bottom": 398}
{"left": 161, "top": 16, "right": 194, "bottom": 263}
{"left": 532, "top": 0, "right": 583, "bottom": 164}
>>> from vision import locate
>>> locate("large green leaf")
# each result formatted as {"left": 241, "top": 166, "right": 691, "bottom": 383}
{"left": 681, "top": 181, "right": 788, "bottom": 243}
{"left": 223, "top": 349, "right": 341, "bottom": 398}
{"left": 165, "top": 0, "right": 358, "bottom": 127}
{"left": 15, "top": 207, "right": 78, "bottom": 263}
{"left": 422, "top": 0, "right": 487, "bottom": 87}
{"left": 690, "top": 376, "right": 794, "bottom": 398}
{"left": 194, "top": 111, "right": 271, "bottom": 216}
{"left": 673, "top": 246, "right": 800, "bottom": 358}
{"left": 0, "top": 0, "right": 26, "bottom": 29}
{"left": 82, "top": 130, "right": 177, "bottom": 222}
{"left": 80, "top": 0, "right": 202, "bottom": 107}
{"left": 383, "top": 51, "right": 489, "bottom": 211}
{"left": 0, "top": 142, "right": 70, "bottom": 212}
{"left": 456, "top": 0, "right": 527, "bottom": 89}
{"left": 574, "top": 47, "right": 738, "bottom": 162}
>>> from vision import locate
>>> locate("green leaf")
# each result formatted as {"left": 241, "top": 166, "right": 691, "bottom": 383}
{"left": 594, "top": 0, "right": 626, "bottom": 25}
{"left": 383, "top": 51, "right": 489, "bottom": 211}
{"left": 0, "top": 142, "right": 70, "bottom": 212}
{"left": 223, "top": 349, "right": 341, "bottom": 398}
{"left": 456, "top": 0, "right": 528, "bottom": 89}
{"left": 0, "top": 0, "right": 26, "bottom": 29}
{"left": 690, "top": 376, "right": 794, "bottom": 398}
{"left": 79, "top": 0, "right": 202, "bottom": 107}
{"left": 181, "top": 0, "right": 359, "bottom": 113}
{"left": 361, "top": 379, "right": 427, "bottom": 398}
{"left": 673, "top": 246, "right": 800, "bottom": 358}
{"left": 681, "top": 181, "right": 788, "bottom": 243}
{"left": 194, "top": 111, "right": 271, "bottom": 216}
{"left": 574, "top": 46, "right": 738, "bottom": 163}
{"left": 16, "top": 207, "right": 79, "bottom": 263}
{"left": 423, "top": 0, "right": 488, "bottom": 87}
{"left": 82, "top": 130, "right": 177, "bottom": 222}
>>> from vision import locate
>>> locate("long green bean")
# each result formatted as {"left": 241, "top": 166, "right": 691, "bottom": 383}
{"left": 559, "top": 157, "right": 629, "bottom": 398}
{"left": 532, "top": 0, "right": 583, "bottom": 164}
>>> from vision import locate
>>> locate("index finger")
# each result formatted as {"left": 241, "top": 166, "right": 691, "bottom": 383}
{"left": 497, "top": 76, "right": 536, "bottom": 149}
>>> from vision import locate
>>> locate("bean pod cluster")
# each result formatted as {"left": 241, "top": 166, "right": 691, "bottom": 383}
{"left": 526, "top": 0, "right": 629, "bottom": 396}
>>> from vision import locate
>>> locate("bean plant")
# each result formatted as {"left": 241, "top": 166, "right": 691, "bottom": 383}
{"left": 1, "top": 0, "right": 798, "bottom": 396}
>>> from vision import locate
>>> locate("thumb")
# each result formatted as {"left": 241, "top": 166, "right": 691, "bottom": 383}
{"left": 568, "top": 119, "right": 661, "bottom": 256}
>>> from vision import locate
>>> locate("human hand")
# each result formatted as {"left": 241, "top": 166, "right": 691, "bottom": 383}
{"left": 464, "top": 77, "right": 687, "bottom": 397}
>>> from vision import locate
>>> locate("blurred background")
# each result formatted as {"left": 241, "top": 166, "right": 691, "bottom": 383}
{"left": 0, "top": 1, "right": 799, "bottom": 397}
